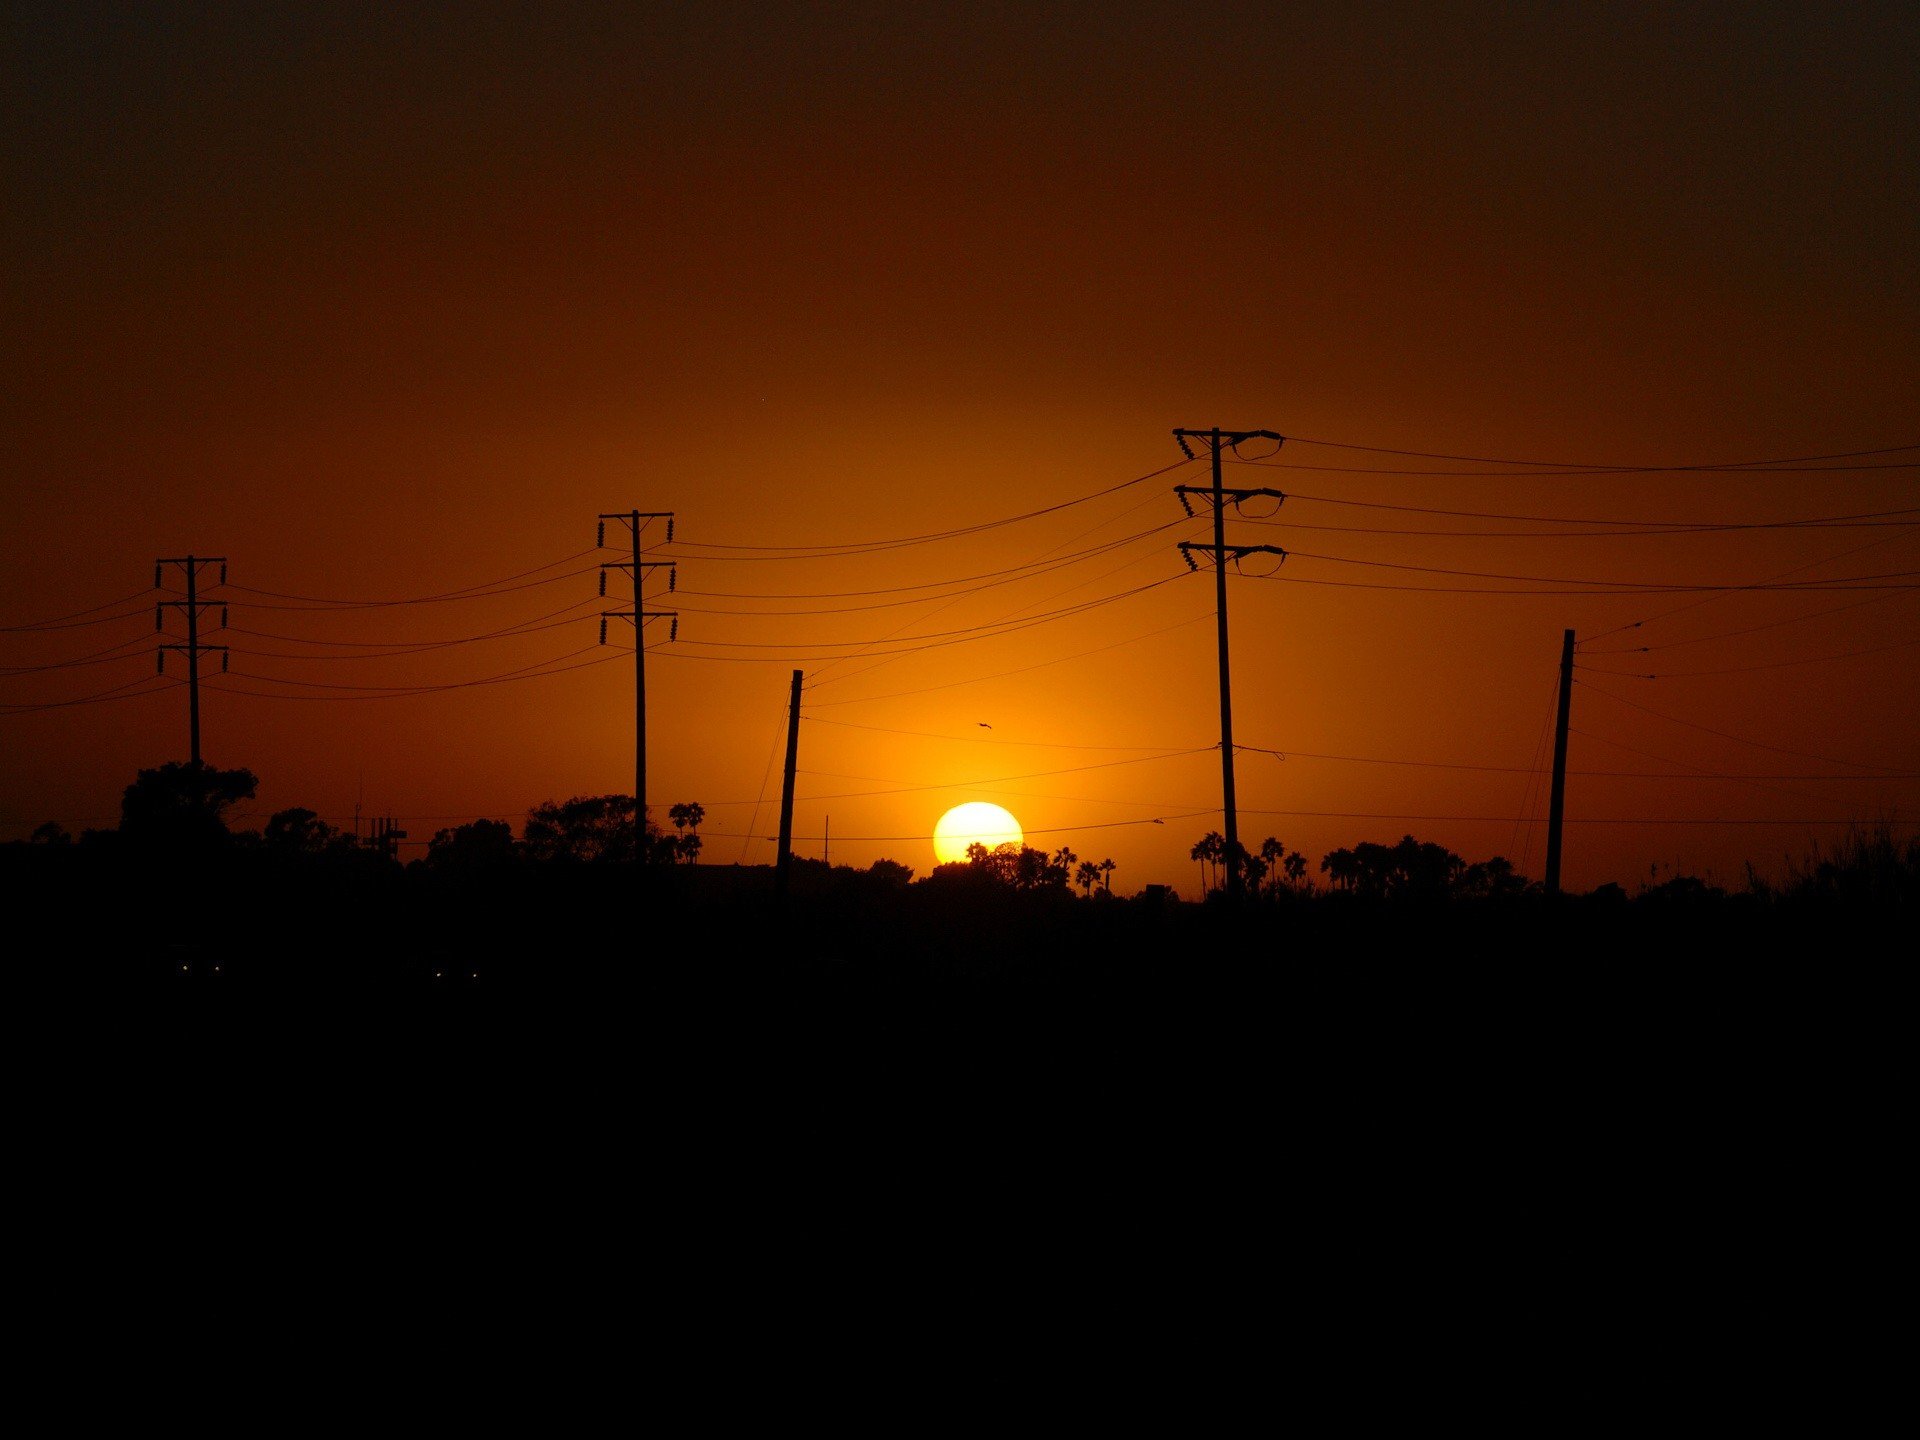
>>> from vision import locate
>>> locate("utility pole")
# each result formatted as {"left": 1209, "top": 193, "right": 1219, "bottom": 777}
{"left": 776, "top": 669, "right": 802, "bottom": 896}
{"left": 369, "top": 816, "right": 408, "bottom": 861}
{"left": 155, "top": 555, "right": 228, "bottom": 768}
{"left": 597, "top": 511, "right": 677, "bottom": 858}
{"left": 1545, "top": 628, "right": 1575, "bottom": 895}
{"left": 1172, "top": 429, "right": 1286, "bottom": 900}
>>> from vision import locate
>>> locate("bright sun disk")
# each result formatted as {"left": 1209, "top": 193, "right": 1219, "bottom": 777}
{"left": 933, "top": 802, "right": 1024, "bottom": 866}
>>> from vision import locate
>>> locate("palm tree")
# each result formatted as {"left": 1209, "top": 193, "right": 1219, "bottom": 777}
{"left": 1075, "top": 860, "right": 1101, "bottom": 897}
{"left": 668, "top": 801, "right": 706, "bottom": 865}
{"left": 1051, "top": 845, "right": 1078, "bottom": 889}
{"left": 1260, "top": 836, "right": 1286, "bottom": 898}
{"left": 1098, "top": 857, "right": 1116, "bottom": 894}
{"left": 1320, "top": 847, "right": 1357, "bottom": 892}
{"left": 1284, "top": 850, "right": 1308, "bottom": 891}
{"left": 1191, "top": 831, "right": 1225, "bottom": 895}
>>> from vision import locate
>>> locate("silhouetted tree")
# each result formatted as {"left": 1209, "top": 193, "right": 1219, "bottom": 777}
{"left": 1052, "top": 845, "right": 1077, "bottom": 884}
{"left": 523, "top": 795, "right": 646, "bottom": 864}
{"left": 1075, "top": 860, "right": 1101, "bottom": 897}
{"left": 1283, "top": 850, "right": 1308, "bottom": 891}
{"left": 1098, "top": 857, "right": 1116, "bottom": 894}
{"left": 1232, "top": 843, "right": 1265, "bottom": 895}
{"left": 1320, "top": 847, "right": 1358, "bottom": 892}
{"left": 264, "top": 807, "right": 338, "bottom": 855}
{"left": 864, "top": 858, "right": 914, "bottom": 889}
{"left": 120, "top": 761, "right": 259, "bottom": 847}
{"left": 28, "top": 821, "right": 71, "bottom": 847}
{"left": 1259, "top": 836, "right": 1286, "bottom": 897}
{"left": 424, "top": 819, "right": 517, "bottom": 873}
{"left": 966, "top": 841, "right": 1069, "bottom": 890}
{"left": 1192, "top": 832, "right": 1225, "bottom": 894}
{"left": 668, "top": 802, "right": 706, "bottom": 865}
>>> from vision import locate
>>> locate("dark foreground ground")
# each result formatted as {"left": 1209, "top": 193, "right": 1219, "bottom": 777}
{"left": 17, "top": 859, "right": 1908, "bottom": 1399}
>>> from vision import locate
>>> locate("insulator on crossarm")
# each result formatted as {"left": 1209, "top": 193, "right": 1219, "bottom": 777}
{"left": 599, "top": 618, "right": 607, "bottom": 645}
{"left": 221, "top": 651, "right": 229, "bottom": 672}
{"left": 1177, "top": 489, "right": 1194, "bottom": 517}
{"left": 157, "top": 651, "right": 165, "bottom": 675}
{"left": 219, "top": 563, "right": 227, "bottom": 584}
{"left": 670, "top": 617, "right": 678, "bottom": 642}
{"left": 220, "top": 606, "right": 228, "bottom": 627}
{"left": 599, "top": 570, "right": 607, "bottom": 597}
{"left": 156, "top": 605, "right": 164, "bottom": 632}
{"left": 666, "top": 518, "right": 675, "bottom": 543}
{"left": 154, "top": 564, "right": 163, "bottom": 589}
{"left": 597, "top": 520, "right": 606, "bottom": 548}
{"left": 1179, "top": 546, "right": 1198, "bottom": 573}
{"left": 1174, "top": 432, "right": 1194, "bottom": 460}
{"left": 668, "top": 567, "right": 676, "bottom": 593}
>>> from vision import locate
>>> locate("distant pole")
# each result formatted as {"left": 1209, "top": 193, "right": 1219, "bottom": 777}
{"left": 1208, "top": 434, "right": 1240, "bottom": 898}
{"left": 156, "top": 555, "right": 229, "bottom": 771}
{"left": 185, "top": 555, "right": 201, "bottom": 767}
{"left": 631, "top": 511, "right": 645, "bottom": 841}
{"left": 1171, "top": 428, "right": 1285, "bottom": 901}
{"left": 824, "top": 813, "right": 830, "bottom": 868}
{"left": 776, "top": 669, "right": 802, "bottom": 895}
{"left": 1545, "top": 628, "right": 1576, "bottom": 894}
{"left": 596, "top": 510, "right": 677, "bottom": 859}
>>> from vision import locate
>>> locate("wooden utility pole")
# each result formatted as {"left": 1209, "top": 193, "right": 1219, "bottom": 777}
{"left": 156, "top": 555, "right": 229, "bottom": 768}
{"left": 1172, "top": 429, "right": 1286, "bottom": 900}
{"left": 1545, "top": 628, "right": 1575, "bottom": 894}
{"left": 775, "top": 669, "right": 802, "bottom": 895}
{"left": 597, "top": 510, "right": 677, "bottom": 855}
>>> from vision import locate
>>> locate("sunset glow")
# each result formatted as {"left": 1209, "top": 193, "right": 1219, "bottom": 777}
{"left": 1, "top": 6, "right": 1914, "bottom": 901}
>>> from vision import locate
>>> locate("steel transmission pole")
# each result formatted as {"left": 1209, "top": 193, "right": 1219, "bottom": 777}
{"left": 597, "top": 510, "right": 677, "bottom": 858}
{"left": 1172, "top": 429, "right": 1285, "bottom": 901}
{"left": 155, "top": 555, "right": 229, "bottom": 769}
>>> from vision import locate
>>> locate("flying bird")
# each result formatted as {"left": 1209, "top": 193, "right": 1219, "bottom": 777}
{"left": 978, "top": 722, "right": 992, "bottom": 729}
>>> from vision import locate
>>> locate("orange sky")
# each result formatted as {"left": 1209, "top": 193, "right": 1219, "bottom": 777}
{"left": 4, "top": 3, "right": 1916, "bottom": 896}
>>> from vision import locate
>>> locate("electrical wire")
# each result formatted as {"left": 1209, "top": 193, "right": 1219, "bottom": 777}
{"left": 209, "top": 645, "right": 627, "bottom": 701}
{"left": 661, "top": 455, "right": 1203, "bottom": 558}
{"left": 227, "top": 562, "right": 601, "bottom": 612}
{"left": 1576, "top": 635, "right": 1920, "bottom": 680}
{"left": 1272, "top": 438, "right": 1920, "bottom": 470}
{"left": 803, "top": 613, "right": 1215, "bottom": 708}
{"left": 1576, "top": 590, "right": 1914, "bottom": 654}
{"left": 1574, "top": 679, "right": 1911, "bottom": 773}
{"left": 0, "top": 675, "right": 178, "bottom": 716}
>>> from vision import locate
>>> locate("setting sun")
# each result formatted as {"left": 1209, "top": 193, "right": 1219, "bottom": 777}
{"left": 932, "top": 803, "right": 1024, "bottom": 867}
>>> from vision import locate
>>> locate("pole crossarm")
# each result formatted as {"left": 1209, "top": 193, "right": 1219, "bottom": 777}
{"left": 1174, "top": 484, "right": 1286, "bottom": 516}
{"left": 599, "top": 559, "right": 676, "bottom": 595}
{"left": 1178, "top": 541, "right": 1287, "bottom": 572}
{"left": 1172, "top": 427, "right": 1283, "bottom": 459}
{"left": 599, "top": 610, "right": 679, "bottom": 642}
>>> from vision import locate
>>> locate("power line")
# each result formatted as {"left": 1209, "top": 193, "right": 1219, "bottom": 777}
{"left": 803, "top": 612, "right": 1215, "bottom": 708}
{"left": 1577, "top": 590, "right": 1914, "bottom": 654}
{"left": 1576, "top": 635, "right": 1920, "bottom": 680}
{"left": 208, "top": 645, "right": 628, "bottom": 701}
{"left": 221, "top": 548, "right": 600, "bottom": 609}
{"left": 1271, "top": 437, "right": 1920, "bottom": 470}
{"left": 0, "top": 590, "right": 155, "bottom": 632}
{"left": 661, "top": 456, "right": 1203, "bottom": 559}
{"left": 1280, "top": 548, "right": 1920, "bottom": 591}
{"left": 0, "top": 674, "right": 178, "bottom": 715}
{"left": 227, "top": 563, "right": 601, "bottom": 611}
{"left": 1579, "top": 529, "right": 1919, "bottom": 643}
{"left": 1574, "top": 679, "right": 1911, "bottom": 773}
